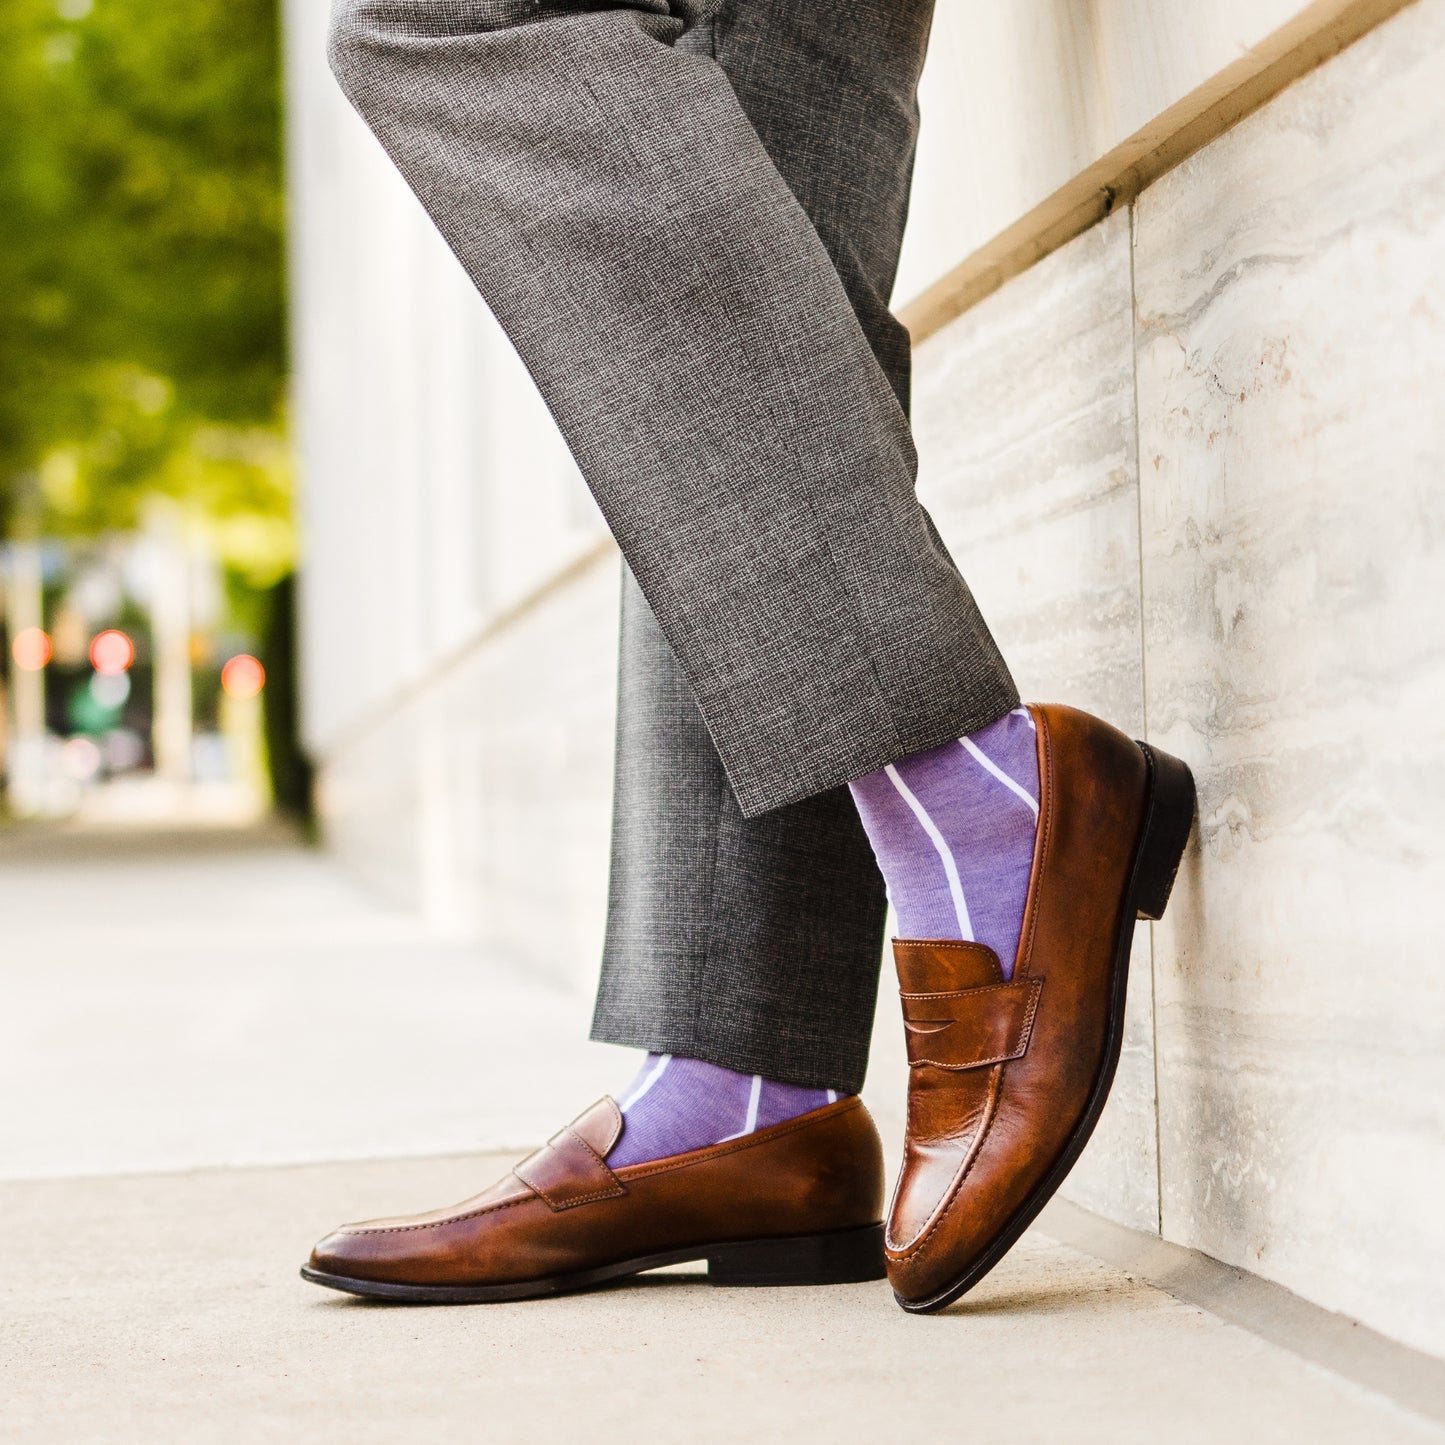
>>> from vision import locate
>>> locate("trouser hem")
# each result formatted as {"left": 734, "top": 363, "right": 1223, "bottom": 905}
{"left": 726, "top": 677, "right": 1023, "bottom": 817}
{"left": 588, "top": 1015, "right": 870, "bottom": 1096}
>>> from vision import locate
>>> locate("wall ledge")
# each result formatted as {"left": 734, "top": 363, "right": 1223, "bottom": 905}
{"left": 313, "top": 536, "right": 618, "bottom": 765}
{"left": 900, "top": 0, "right": 1418, "bottom": 344}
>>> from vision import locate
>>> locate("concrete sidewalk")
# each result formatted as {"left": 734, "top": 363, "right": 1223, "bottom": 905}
{"left": 4, "top": 1152, "right": 1440, "bottom": 1445}
{"left": 2, "top": 826, "right": 1441, "bottom": 1442}
{"left": 0, "top": 825, "right": 628, "bottom": 1179}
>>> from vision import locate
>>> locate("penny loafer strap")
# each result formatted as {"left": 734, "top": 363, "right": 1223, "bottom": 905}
{"left": 900, "top": 977, "right": 1044, "bottom": 1070}
{"left": 513, "top": 1125, "right": 627, "bottom": 1211}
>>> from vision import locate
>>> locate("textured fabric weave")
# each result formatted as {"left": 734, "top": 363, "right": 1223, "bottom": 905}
{"left": 591, "top": 1, "right": 930, "bottom": 1089}
{"left": 606, "top": 1053, "right": 839, "bottom": 1168}
{"left": 594, "top": 568, "right": 887, "bottom": 1091}
{"left": 327, "top": 0, "right": 1019, "bottom": 817}
{"left": 849, "top": 709, "right": 1040, "bottom": 976}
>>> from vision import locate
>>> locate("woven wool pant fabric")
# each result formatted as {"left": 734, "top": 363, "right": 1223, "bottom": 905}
{"left": 590, "top": 5, "right": 932, "bottom": 1091}
{"left": 595, "top": 567, "right": 888, "bottom": 1091}
{"left": 329, "top": 0, "right": 1020, "bottom": 1088}
{"left": 327, "top": 0, "right": 1019, "bottom": 822}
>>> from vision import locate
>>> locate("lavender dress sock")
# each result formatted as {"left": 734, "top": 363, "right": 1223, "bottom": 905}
{"left": 607, "top": 1053, "right": 841, "bottom": 1168}
{"left": 847, "top": 708, "right": 1040, "bottom": 977}
{"left": 603, "top": 711, "right": 1035, "bottom": 1167}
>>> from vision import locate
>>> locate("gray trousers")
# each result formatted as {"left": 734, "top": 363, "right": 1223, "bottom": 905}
{"left": 329, "top": 0, "right": 1019, "bottom": 1090}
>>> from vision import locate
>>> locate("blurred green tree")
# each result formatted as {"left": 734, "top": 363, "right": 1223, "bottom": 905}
{"left": 0, "top": 0, "right": 291, "bottom": 582}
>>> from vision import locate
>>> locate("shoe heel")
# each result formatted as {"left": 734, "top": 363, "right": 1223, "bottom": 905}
{"left": 1133, "top": 743, "right": 1197, "bottom": 921}
{"left": 706, "top": 1223, "right": 886, "bottom": 1288}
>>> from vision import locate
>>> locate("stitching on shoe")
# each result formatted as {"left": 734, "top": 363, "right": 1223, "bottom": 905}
{"left": 1013, "top": 706, "right": 1053, "bottom": 984}
{"left": 906, "top": 979, "right": 1044, "bottom": 1069}
{"left": 904, "top": 1068, "right": 1005, "bottom": 1262}
{"left": 538, "top": 1183, "right": 625, "bottom": 1208}
{"left": 344, "top": 1193, "right": 532, "bottom": 1236}
{"left": 901, "top": 983, "right": 1029, "bottom": 1001}
{"left": 513, "top": 1125, "right": 626, "bottom": 1209}
{"left": 898, "top": 939, "right": 1003, "bottom": 955}
{"left": 886, "top": 1066, "right": 1001, "bottom": 1255}
{"left": 349, "top": 1100, "right": 862, "bottom": 1231}
{"left": 561, "top": 1125, "right": 625, "bottom": 1191}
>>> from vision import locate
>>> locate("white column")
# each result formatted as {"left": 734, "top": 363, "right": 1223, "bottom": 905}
{"left": 6, "top": 539, "right": 45, "bottom": 738}
{"left": 4, "top": 537, "right": 49, "bottom": 812}
{"left": 146, "top": 512, "right": 193, "bottom": 785}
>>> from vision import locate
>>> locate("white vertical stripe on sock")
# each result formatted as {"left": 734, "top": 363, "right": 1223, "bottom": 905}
{"left": 1012, "top": 706, "right": 1036, "bottom": 731}
{"left": 826, "top": 1089, "right": 838, "bottom": 1104}
{"left": 959, "top": 737, "right": 1039, "bottom": 816}
{"left": 883, "top": 763, "right": 974, "bottom": 939}
{"left": 618, "top": 1053, "right": 671, "bottom": 1112}
{"left": 720, "top": 1074, "right": 764, "bottom": 1141}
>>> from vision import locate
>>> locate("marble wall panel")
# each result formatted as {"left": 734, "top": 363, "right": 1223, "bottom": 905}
{"left": 1134, "top": 0, "right": 1445, "bottom": 1357}
{"left": 443, "top": 558, "right": 620, "bottom": 995}
{"left": 913, "top": 209, "right": 1160, "bottom": 1231}
{"left": 898, "top": 0, "right": 1361, "bottom": 301}
{"left": 320, "top": 553, "right": 621, "bottom": 997}
{"left": 284, "top": 0, "right": 603, "bottom": 756}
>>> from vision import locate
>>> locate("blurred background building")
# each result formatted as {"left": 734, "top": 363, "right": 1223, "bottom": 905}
{"left": 0, "top": 0, "right": 302, "bottom": 827}
{"left": 4, "top": 0, "right": 1444, "bottom": 1383}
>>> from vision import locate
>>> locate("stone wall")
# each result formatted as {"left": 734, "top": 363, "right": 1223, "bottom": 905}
{"left": 911, "top": 0, "right": 1445, "bottom": 1355}
{"left": 1136, "top": 2, "right": 1445, "bottom": 1356}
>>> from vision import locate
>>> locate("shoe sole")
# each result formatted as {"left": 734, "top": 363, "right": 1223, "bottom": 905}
{"left": 894, "top": 741, "right": 1197, "bottom": 1315}
{"left": 299, "top": 1221, "right": 886, "bottom": 1303}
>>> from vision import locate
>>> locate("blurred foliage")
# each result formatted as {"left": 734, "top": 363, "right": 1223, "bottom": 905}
{"left": 0, "top": 0, "right": 292, "bottom": 585}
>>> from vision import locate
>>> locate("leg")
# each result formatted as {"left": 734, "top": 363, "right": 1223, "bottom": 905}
{"left": 593, "top": 2, "right": 937, "bottom": 1094}
{"left": 327, "top": 0, "right": 1018, "bottom": 818}
{"left": 308, "top": 0, "right": 1200, "bottom": 1308}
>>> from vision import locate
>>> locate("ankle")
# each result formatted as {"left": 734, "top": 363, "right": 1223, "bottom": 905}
{"left": 607, "top": 1053, "right": 847, "bottom": 1168}
{"left": 848, "top": 708, "right": 1040, "bottom": 974}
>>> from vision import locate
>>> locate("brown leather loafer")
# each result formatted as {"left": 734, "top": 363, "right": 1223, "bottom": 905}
{"left": 885, "top": 702, "right": 1195, "bottom": 1314}
{"left": 301, "top": 1095, "right": 885, "bottom": 1302}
